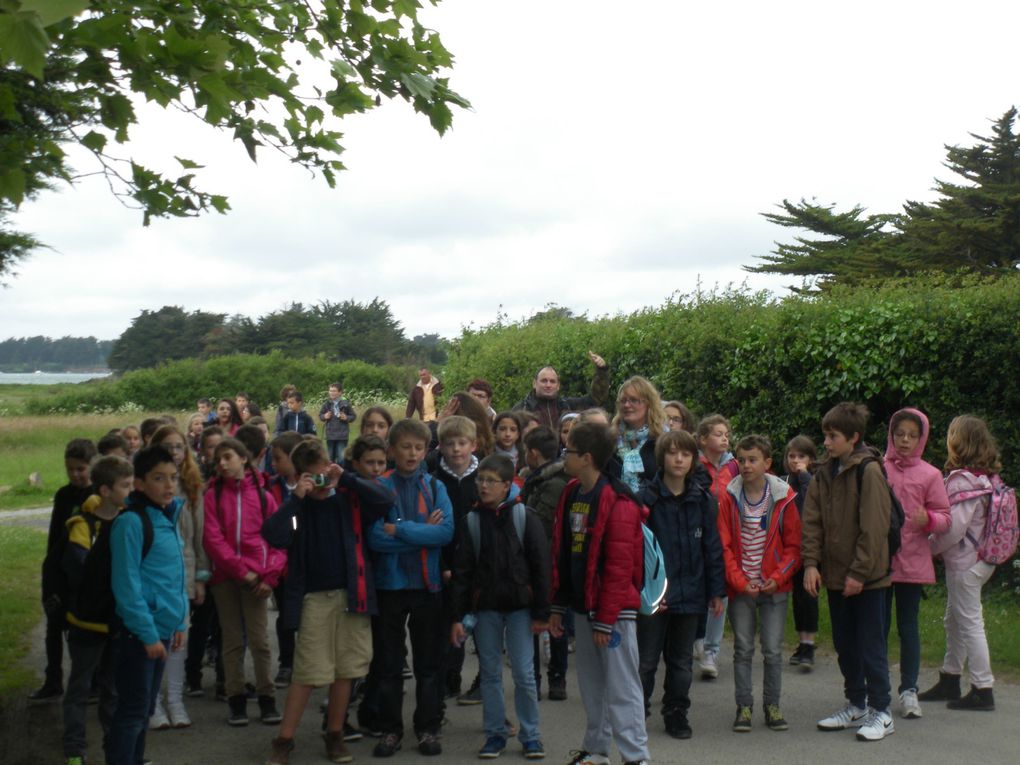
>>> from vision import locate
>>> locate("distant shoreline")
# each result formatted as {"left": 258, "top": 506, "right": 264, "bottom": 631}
{"left": 0, "top": 371, "right": 111, "bottom": 385}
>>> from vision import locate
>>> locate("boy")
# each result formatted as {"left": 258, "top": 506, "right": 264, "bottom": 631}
{"left": 279, "top": 391, "right": 317, "bottom": 436}
{"left": 802, "top": 402, "right": 894, "bottom": 742}
{"left": 451, "top": 455, "right": 549, "bottom": 759}
{"left": 319, "top": 382, "right": 358, "bottom": 464}
{"left": 97, "top": 432, "right": 130, "bottom": 458}
{"left": 61, "top": 456, "right": 134, "bottom": 765}
{"left": 368, "top": 419, "right": 454, "bottom": 757}
{"left": 262, "top": 438, "right": 395, "bottom": 765}
{"left": 35, "top": 438, "right": 97, "bottom": 704}
{"left": 429, "top": 415, "right": 480, "bottom": 701}
{"left": 520, "top": 426, "right": 570, "bottom": 701}
{"left": 637, "top": 429, "right": 724, "bottom": 739}
{"left": 716, "top": 435, "right": 801, "bottom": 733}
{"left": 198, "top": 397, "right": 215, "bottom": 424}
{"left": 107, "top": 445, "right": 189, "bottom": 765}
{"left": 548, "top": 421, "right": 650, "bottom": 765}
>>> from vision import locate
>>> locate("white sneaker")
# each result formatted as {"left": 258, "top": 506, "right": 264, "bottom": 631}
{"left": 693, "top": 639, "right": 705, "bottom": 663}
{"left": 817, "top": 702, "right": 869, "bottom": 730}
{"left": 149, "top": 698, "right": 170, "bottom": 730}
{"left": 899, "top": 689, "right": 922, "bottom": 719}
{"left": 856, "top": 709, "right": 895, "bottom": 742}
{"left": 699, "top": 650, "right": 718, "bottom": 679}
{"left": 578, "top": 755, "right": 610, "bottom": 765}
{"left": 167, "top": 700, "right": 192, "bottom": 728}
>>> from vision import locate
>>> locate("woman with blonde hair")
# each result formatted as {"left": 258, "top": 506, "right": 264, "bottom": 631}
{"left": 610, "top": 376, "right": 666, "bottom": 492}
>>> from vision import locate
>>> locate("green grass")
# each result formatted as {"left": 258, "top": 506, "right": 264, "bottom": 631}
{"left": 0, "top": 384, "right": 69, "bottom": 414}
{"left": 0, "top": 526, "right": 46, "bottom": 694}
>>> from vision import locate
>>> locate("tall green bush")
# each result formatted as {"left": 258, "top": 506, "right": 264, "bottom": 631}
{"left": 445, "top": 274, "right": 1020, "bottom": 484}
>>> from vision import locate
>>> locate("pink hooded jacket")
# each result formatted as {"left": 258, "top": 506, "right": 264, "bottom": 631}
{"left": 884, "top": 408, "right": 951, "bottom": 584}
{"left": 931, "top": 469, "right": 994, "bottom": 572}
{"left": 203, "top": 470, "right": 286, "bottom": 588}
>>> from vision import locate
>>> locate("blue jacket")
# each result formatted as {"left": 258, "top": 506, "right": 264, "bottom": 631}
{"left": 638, "top": 465, "right": 725, "bottom": 614}
{"left": 369, "top": 466, "right": 454, "bottom": 592}
{"left": 111, "top": 492, "right": 188, "bottom": 645}
{"left": 277, "top": 409, "right": 316, "bottom": 436}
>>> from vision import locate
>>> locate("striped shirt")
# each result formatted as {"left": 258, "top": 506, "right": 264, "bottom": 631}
{"left": 740, "top": 481, "right": 771, "bottom": 583}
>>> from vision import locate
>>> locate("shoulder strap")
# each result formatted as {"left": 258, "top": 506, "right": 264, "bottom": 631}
{"left": 123, "top": 506, "right": 155, "bottom": 559}
{"left": 467, "top": 511, "right": 481, "bottom": 560}
{"left": 512, "top": 503, "right": 526, "bottom": 545}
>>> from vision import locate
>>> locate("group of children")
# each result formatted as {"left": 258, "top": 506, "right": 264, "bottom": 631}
{"left": 34, "top": 375, "right": 1012, "bottom": 765}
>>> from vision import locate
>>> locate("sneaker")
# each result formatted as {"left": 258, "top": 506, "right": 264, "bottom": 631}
{"left": 344, "top": 721, "right": 364, "bottom": 742}
{"left": 326, "top": 731, "right": 354, "bottom": 764}
{"left": 817, "top": 703, "right": 869, "bottom": 731}
{"left": 478, "top": 735, "right": 507, "bottom": 759}
{"left": 664, "top": 713, "right": 692, "bottom": 739}
{"left": 547, "top": 680, "right": 567, "bottom": 701}
{"left": 260, "top": 695, "right": 283, "bottom": 725}
{"left": 457, "top": 681, "right": 483, "bottom": 706}
{"left": 789, "top": 644, "right": 804, "bottom": 665}
{"left": 274, "top": 667, "right": 292, "bottom": 689}
{"left": 417, "top": 731, "right": 442, "bottom": 756}
{"left": 149, "top": 698, "right": 171, "bottom": 731}
{"left": 186, "top": 676, "right": 204, "bottom": 697}
{"left": 799, "top": 643, "right": 815, "bottom": 669}
{"left": 764, "top": 704, "right": 788, "bottom": 731}
{"left": 523, "top": 740, "right": 545, "bottom": 759}
{"left": 267, "top": 736, "right": 295, "bottom": 765}
{"left": 693, "top": 638, "right": 705, "bottom": 664}
{"left": 228, "top": 695, "right": 249, "bottom": 726}
{"left": 899, "top": 689, "right": 922, "bottom": 719}
{"left": 167, "top": 700, "right": 193, "bottom": 728}
{"left": 28, "top": 681, "right": 63, "bottom": 705}
{"left": 732, "top": 706, "right": 752, "bottom": 732}
{"left": 855, "top": 709, "right": 894, "bottom": 741}
{"left": 564, "top": 753, "right": 609, "bottom": 765}
{"left": 699, "top": 651, "right": 719, "bottom": 680}
{"left": 373, "top": 733, "right": 402, "bottom": 758}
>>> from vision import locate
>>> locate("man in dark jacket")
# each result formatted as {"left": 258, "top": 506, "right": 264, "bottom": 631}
{"left": 513, "top": 351, "right": 610, "bottom": 430}
{"left": 406, "top": 368, "right": 444, "bottom": 422}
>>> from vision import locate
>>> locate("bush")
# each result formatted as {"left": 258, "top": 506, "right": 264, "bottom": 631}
{"left": 445, "top": 274, "right": 1020, "bottom": 485}
{"left": 24, "top": 352, "right": 415, "bottom": 415}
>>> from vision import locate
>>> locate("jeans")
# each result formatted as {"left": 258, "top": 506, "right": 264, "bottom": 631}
{"left": 728, "top": 593, "right": 787, "bottom": 707}
{"left": 883, "top": 582, "right": 922, "bottom": 693}
{"left": 107, "top": 632, "right": 167, "bottom": 765}
{"left": 327, "top": 440, "right": 348, "bottom": 464}
{"left": 374, "top": 589, "right": 445, "bottom": 736}
{"left": 637, "top": 611, "right": 698, "bottom": 717}
{"left": 943, "top": 561, "right": 995, "bottom": 687}
{"left": 475, "top": 609, "right": 540, "bottom": 743}
{"left": 827, "top": 587, "right": 891, "bottom": 712}
{"left": 63, "top": 627, "right": 117, "bottom": 757}
{"left": 696, "top": 597, "right": 728, "bottom": 654}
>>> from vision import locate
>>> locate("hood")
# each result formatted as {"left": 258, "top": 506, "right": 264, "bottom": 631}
{"left": 885, "top": 408, "right": 930, "bottom": 470}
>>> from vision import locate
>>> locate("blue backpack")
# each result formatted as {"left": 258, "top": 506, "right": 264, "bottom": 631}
{"left": 639, "top": 524, "right": 668, "bottom": 615}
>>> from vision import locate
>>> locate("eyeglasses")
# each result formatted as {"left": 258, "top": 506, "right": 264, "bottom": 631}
{"left": 618, "top": 397, "right": 645, "bottom": 407}
{"left": 562, "top": 448, "right": 580, "bottom": 456}
{"left": 475, "top": 477, "right": 508, "bottom": 486}
{"left": 667, "top": 415, "right": 685, "bottom": 424}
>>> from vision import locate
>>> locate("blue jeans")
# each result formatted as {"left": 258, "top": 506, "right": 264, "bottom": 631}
{"left": 884, "top": 582, "right": 922, "bottom": 693}
{"left": 475, "top": 609, "right": 540, "bottom": 743}
{"left": 107, "top": 632, "right": 167, "bottom": 765}
{"left": 827, "top": 587, "right": 891, "bottom": 712}
{"left": 63, "top": 627, "right": 117, "bottom": 757}
{"left": 728, "top": 593, "right": 787, "bottom": 707}
{"left": 697, "top": 597, "right": 728, "bottom": 654}
{"left": 327, "top": 440, "right": 348, "bottom": 464}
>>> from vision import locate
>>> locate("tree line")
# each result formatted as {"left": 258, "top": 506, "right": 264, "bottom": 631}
{"left": 0, "top": 336, "right": 113, "bottom": 372}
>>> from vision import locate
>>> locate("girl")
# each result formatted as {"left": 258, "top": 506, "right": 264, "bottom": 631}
{"left": 610, "top": 375, "right": 666, "bottom": 493}
{"left": 215, "top": 398, "right": 244, "bottom": 436}
{"left": 558, "top": 412, "right": 578, "bottom": 455}
{"left": 202, "top": 437, "right": 286, "bottom": 726}
{"left": 121, "top": 425, "right": 142, "bottom": 457}
{"left": 148, "top": 425, "right": 210, "bottom": 730}
{"left": 782, "top": 435, "right": 821, "bottom": 669}
{"left": 920, "top": 415, "right": 1003, "bottom": 711}
{"left": 186, "top": 413, "right": 206, "bottom": 455}
{"left": 358, "top": 407, "right": 393, "bottom": 444}
{"left": 199, "top": 426, "right": 225, "bottom": 481}
{"left": 492, "top": 411, "right": 523, "bottom": 471}
{"left": 442, "top": 392, "right": 494, "bottom": 457}
{"left": 664, "top": 400, "right": 697, "bottom": 434}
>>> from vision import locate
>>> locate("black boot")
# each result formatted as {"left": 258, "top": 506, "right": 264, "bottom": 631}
{"left": 947, "top": 686, "right": 995, "bottom": 711}
{"left": 917, "top": 671, "right": 961, "bottom": 702}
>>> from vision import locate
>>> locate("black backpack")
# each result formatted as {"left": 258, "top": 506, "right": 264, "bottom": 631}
{"left": 74, "top": 507, "right": 154, "bottom": 627}
{"left": 855, "top": 457, "right": 905, "bottom": 564}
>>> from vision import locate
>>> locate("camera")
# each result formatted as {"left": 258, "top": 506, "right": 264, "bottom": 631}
{"left": 312, "top": 473, "right": 329, "bottom": 487}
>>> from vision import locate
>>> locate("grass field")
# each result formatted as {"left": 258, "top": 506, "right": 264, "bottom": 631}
{"left": 0, "top": 526, "right": 46, "bottom": 694}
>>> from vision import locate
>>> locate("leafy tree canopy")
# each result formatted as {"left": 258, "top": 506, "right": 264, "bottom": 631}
{"left": 0, "top": 0, "right": 468, "bottom": 278}
{"left": 748, "top": 107, "right": 1020, "bottom": 291}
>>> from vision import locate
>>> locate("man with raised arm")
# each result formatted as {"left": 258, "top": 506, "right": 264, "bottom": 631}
{"left": 513, "top": 351, "right": 610, "bottom": 430}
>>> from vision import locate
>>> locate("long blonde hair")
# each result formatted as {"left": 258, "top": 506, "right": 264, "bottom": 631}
{"left": 151, "top": 424, "right": 204, "bottom": 508}
{"left": 945, "top": 415, "right": 1002, "bottom": 474}
{"left": 611, "top": 376, "right": 666, "bottom": 439}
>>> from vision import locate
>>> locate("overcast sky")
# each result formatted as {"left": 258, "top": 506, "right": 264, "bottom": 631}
{"left": 2, "top": 0, "right": 1018, "bottom": 343}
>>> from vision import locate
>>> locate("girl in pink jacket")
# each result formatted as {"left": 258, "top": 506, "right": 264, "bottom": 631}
{"left": 203, "top": 437, "right": 286, "bottom": 727}
{"left": 882, "top": 408, "right": 951, "bottom": 719}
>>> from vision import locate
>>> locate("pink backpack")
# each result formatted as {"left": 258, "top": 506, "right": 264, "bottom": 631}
{"left": 956, "top": 474, "right": 1018, "bottom": 565}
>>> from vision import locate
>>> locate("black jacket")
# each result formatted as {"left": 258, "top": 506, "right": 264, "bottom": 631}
{"left": 512, "top": 364, "right": 611, "bottom": 430}
{"left": 607, "top": 436, "right": 657, "bottom": 491}
{"left": 639, "top": 465, "right": 725, "bottom": 614}
{"left": 42, "top": 483, "right": 93, "bottom": 602}
{"left": 452, "top": 498, "right": 550, "bottom": 621}
{"left": 431, "top": 459, "right": 480, "bottom": 571}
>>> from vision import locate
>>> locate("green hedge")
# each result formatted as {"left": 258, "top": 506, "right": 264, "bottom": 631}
{"left": 444, "top": 274, "right": 1020, "bottom": 484}
{"left": 25, "top": 352, "right": 416, "bottom": 414}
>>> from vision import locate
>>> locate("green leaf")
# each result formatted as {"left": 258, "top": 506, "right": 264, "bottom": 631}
{"left": 175, "top": 156, "right": 203, "bottom": 170}
{"left": 210, "top": 195, "right": 230, "bottom": 213}
{"left": 401, "top": 72, "right": 435, "bottom": 99}
{"left": 80, "top": 130, "right": 107, "bottom": 153}
{"left": 0, "top": 11, "right": 49, "bottom": 78}
{"left": 330, "top": 58, "right": 357, "bottom": 79}
{"left": 0, "top": 168, "right": 27, "bottom": 206}
{"left": 19, "top": 0, "right": 90, "bottom": 27}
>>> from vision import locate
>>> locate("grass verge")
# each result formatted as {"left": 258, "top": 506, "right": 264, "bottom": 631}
{"left": 0, "top": 526, "right": 46, "bottom": 694}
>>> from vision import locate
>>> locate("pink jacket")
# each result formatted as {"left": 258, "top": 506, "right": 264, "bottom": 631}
{"left": 884, "top": 408, "right": 951, "bottom": 584}
{"left": 931, "top": 469, "right": 993, "bottom": 572}
{"left": 203, "top": 471, "right": 286, "bottom": 588}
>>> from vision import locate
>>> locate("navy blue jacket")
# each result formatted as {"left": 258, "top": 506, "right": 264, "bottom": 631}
{"left": 639, "top": 465, "right": 725, "bottom": 614}
{"left": 277, "top": 409, "right": 316, "bottom": 436}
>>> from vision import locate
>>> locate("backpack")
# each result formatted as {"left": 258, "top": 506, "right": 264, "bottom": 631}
{"left": 466, "top": 504, "right": 526, "bottom": 560}
{"left": 639, "top": 524, "right": 668, "bottom": 616}
{"left": 956, "top": 474, "right": 1018, "bottom": 565}
{"left": 856, "top": 457, "right": 906, "bottom": 563}
{"left": 74, "top": 507, "right": 154, "bottom": 626}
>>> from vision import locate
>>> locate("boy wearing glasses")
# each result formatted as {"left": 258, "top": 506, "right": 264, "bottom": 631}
{"left": 450, "top": 455, "right": 550, "bottom": 759}
{"left": 716, "top": 435, "right": 801, "bottom": 733}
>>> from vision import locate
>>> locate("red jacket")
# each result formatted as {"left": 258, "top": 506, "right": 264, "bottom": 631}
{"left": 549, "top": 476, "right": 646, "bottom": 634}
{"left": 701, "top": 453, "right": 739, "bottom": 503}
{"left": 717, "top": 474, "right": 801, "bottom": 599}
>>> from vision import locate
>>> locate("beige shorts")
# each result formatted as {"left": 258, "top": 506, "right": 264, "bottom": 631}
{"left": 292, "top": 590, "right": 372, "bottom": 686}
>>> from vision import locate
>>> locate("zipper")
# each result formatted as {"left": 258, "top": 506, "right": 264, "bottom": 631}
{"left": 235, "top": 486, "right": 242, "bottom": 555}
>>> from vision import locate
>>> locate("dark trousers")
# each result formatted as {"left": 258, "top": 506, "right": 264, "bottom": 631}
{"left": 63, "top": 627, "right": 117, "bottom": 757}
{"left": 185, "top": 593, "right": 225, "bottom": 684}
{"left": 374, "top": 589, "right": 445, "bottom": 737}
{"left": 792, "top": 567, "right": 819, "bottom": 634}
{"left": 106, "top": 633, "right": 167, "bottom": 765}
{"left": 637, "top": 612, "right": 699, "bottom": 717}
{"left": 827, "top": 587, "right": 891, "bottom": 712}
{"left": 531, "top": 631, "right": 569, "bottom": 690}
{"left": 273, "top": 580, "right": 295, "bottom": 670}
{"left": 883, "top": 582, "right": 923, "bottom": 693}
{"left": 327, "top": 440, "right": 348, "bottom": 464}
{"left": 45, "top": 611, "right": 65, "bottom": 685}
